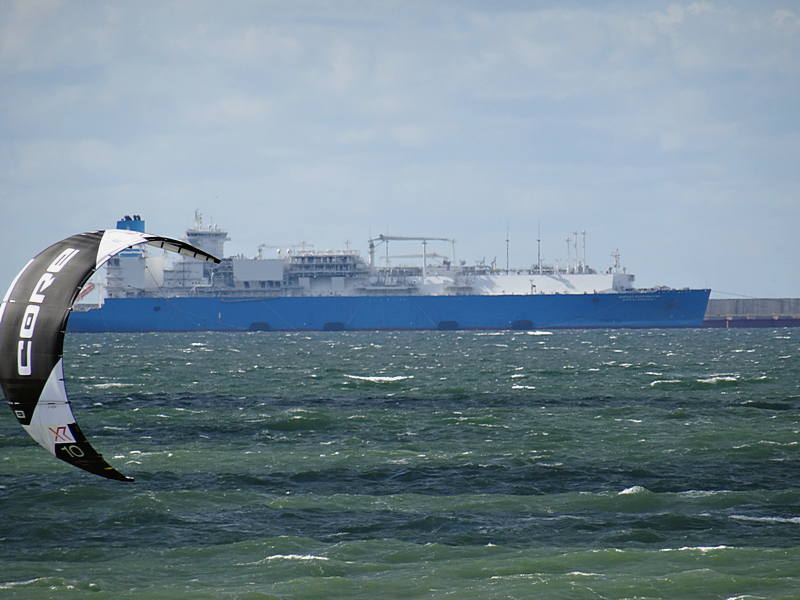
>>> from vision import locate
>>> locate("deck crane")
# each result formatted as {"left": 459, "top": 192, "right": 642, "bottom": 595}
{"left": 388, "top": 253, "right": 450, "bottom": 261}
{"left": 368, "top": 235, "right": 456, "bottom": 279}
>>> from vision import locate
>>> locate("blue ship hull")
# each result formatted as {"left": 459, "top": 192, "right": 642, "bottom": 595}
{"left": 68, "top": 289, "right": 711, "bottom": 332}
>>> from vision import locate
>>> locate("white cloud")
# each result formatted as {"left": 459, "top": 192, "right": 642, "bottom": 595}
{"left": 0, "top": 0, "right": 63, "bottom": 67}
{"left": 389, "top": 125, "right": 430, "bottom": 147}
{"left": 0, "top": 1, "right": 798, "bottom": 296}
{"left": 184, "top": 94, "right": 271, "bottom": 127}
{"left": 773, "top": 9, "right": 800, "bottom": 29}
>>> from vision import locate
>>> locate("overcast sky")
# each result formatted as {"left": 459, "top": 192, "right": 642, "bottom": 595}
{"left": 1, "top": 0, "right": 798, "bottom": 297}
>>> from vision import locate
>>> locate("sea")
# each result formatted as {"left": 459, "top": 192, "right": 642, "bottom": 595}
{"left": 1, "top": 328, "right": 799, "bottom": 599}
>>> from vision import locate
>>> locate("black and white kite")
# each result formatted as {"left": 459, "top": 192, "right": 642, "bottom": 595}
{"left": 0, "top": 229, "right": 220, "bottom": 481}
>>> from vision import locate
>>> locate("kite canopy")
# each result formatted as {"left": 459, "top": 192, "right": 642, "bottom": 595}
{"left": 0, "top": 229, "right": 220, "bottom": 481}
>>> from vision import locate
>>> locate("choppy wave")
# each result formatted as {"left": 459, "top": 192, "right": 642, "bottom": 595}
{"left": 618, "top": 485, "right": 651, "bottom": 495}
{"left": 92, "top": 382, "right": 139, "bottom": 388}
{"left": 730, "top": 515, "right": 800, "bottom": 524}
{"left": 2, "top": 328, "right": 798, "bottom": 599}
{"left": 344, "top": 374, "right": 415, "bottom": 383}
{"left": 237, "top": 554, "right": 331, "bottom": 565}
{"left": 696, "top": 375, "right": 740, "bottom": 384}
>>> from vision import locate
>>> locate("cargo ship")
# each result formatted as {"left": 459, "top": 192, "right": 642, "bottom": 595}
{"left": 67, "top": 213, "right": 710, "bottom": 332}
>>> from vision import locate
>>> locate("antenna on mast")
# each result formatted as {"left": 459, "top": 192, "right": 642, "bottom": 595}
{"left": 537, "top": 222, "right": 542, "bottom": 275}
{"left": 505, "top": 223, "right": 510, "bottom": 272}
{"left": 573, "top": 231, "right": 579, "bottom": 271}
{"left": 581, "top": 230, "right": 587, "bottom": 271}
{"left": 565, "top": 234, "right": 572, "bottom": 272}
{"left": 422, "top": 239, "right": 428, "bottom": 280}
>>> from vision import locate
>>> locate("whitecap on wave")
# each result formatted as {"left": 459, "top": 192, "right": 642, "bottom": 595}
{"left": 92, "top": 382, "right": 138, "bottom": 388}
{"left": 237, "top": 554, "right": 330, "bottom": 566}
{"left": 649, "top": 379, "right": 681, "bottom": 387}
{"left": 265, "top": 554, "right": 329, "bottom": 561}
{"left": 730, "top": 515, "right": 800, "bottom": 524}
{"left": 344, "top": 374, "right": 414, "bottom": 383}
{"left": 659, "top": 545, "right": 731, "bottom": 553}
{"left": 697, "top": 374, "right": 739, "bottom": 384}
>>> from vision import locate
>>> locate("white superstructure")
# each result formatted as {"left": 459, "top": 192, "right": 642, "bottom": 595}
{"left": 104, "top": 214, "right": 637, "bottom": 299}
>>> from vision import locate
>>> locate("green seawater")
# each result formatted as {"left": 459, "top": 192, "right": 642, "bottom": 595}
{"left": 1, "top": 328, "right": 799, "bottom": 599}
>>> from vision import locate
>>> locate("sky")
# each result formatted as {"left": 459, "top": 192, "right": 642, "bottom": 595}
{"left": 1, "top": 0, "right": 798, "bottom": 298}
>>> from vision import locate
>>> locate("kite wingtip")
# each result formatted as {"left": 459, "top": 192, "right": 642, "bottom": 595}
{"left": 103, "top": 466, "right": 135, "bottom": 482}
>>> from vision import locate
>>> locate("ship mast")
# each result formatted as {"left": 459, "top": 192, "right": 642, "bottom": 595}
{"left": 581, "top": 230, "right": 587, "bottom": 271}
{"left": 505, "top": 224, "right": 510, "bottom": 272}
{"left": 573, "top": 231, "right": 579, "bottom": 271}
{"left": 565, "top": 234, "right": 571, "bottom": 272}
{"left": 422, "top": 240, "right": 427, "bottom": 280}
{"left": 537, "top": 222, "right": 542, "bottom": 275}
